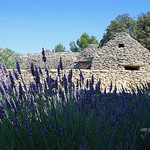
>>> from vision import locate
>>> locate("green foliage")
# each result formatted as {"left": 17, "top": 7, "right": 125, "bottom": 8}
{"left": 136, "top": 12, "right": 150, "bottom": 50}
{"left": 0, "top": 48, "right": 23, "bottom": 69}
{"left": 45, "top": 49, "right": 51, "bottom": 52}
{"left": 69, "top": 41, "right": 80, "bottom": 52}
{"left": 52, "top": 43, "right": 66, "bottom": 52}
{"left": 100, "top": 11, "right": 150, "bottom": 51}
{"left": 100, "top": 14, "right": 136, "bottom": 47}
{"left": 70, "top": 33, "right": 99, "bottom": 52}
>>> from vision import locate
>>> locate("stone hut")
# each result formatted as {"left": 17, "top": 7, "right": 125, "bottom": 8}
{"left": 20, "top": 44, "right": 99, "bottom": 70}
{"left": 74, "top": 44, "right": 99, "bottom": 69}
{"left": 91, "top": 32, "right": 150, "bottom": 71}
{"left": 20, "top": 32, "right": 150, "bottom": 72}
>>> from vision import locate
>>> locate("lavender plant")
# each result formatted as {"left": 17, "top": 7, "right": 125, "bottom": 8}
{"left": 0, "top": 48, "right": 150, "bottom": 149}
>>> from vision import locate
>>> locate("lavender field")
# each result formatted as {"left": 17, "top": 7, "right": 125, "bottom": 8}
{"left": 0, "top": 49, "right": 150, "bottom": 150}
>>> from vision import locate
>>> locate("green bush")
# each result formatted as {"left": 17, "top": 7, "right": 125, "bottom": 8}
{"left": 0, "top": 48, "right": 23, "bottom": 69}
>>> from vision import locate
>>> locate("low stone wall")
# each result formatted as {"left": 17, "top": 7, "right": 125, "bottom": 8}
{"left": 2, "top": 69, "right": 150, "bottom": 92}
{"left": 20, "top": 52, "right": 80, "bottom": 70}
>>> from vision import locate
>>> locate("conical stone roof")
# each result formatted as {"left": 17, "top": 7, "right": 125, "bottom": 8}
{"left": 76, "top": 44, "right": 99, "bottom": 61}
{"left": 91, "top": 32, "right": 150, "bottom": 71}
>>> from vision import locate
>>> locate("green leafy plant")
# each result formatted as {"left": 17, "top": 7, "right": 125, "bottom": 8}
{"left": 0, "top": 48, "right": 23, "bottom": 69}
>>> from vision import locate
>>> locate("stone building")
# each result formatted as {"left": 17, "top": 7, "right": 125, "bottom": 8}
{"left": 11, "top": 32, "right": 150, "bottom": 92}
{"left": 21, "top": 32, "right": 150, "bottom": 71}
{"left": 74, "top": 44, "right": 99, "bottom": 69}
{"left": 91, "top": 32, "right": 150, "bottom": 71}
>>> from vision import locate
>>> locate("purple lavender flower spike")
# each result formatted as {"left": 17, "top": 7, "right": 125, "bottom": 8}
{"left": 24, "top": 121, "right": 29, "bottom": 128}
{"left": 80, "top": 70, "right": 84, "bottom": 83}
{"left": 42, "top": 48, "right": 46, "bottom": 62}
{"left": 114, "top": 112, "right": 120, "bottom": 124}
{"left": 45, "top": 68, "right": 49, "bottom": 76}
{"left": 76, "top": 79, "right": 79, "bottom": 89}
{"left": 57, "top": 65, "right": 60, "bottom": 76}
{"left": 104, "top": 88, "right": 106, "bottom": 95}
{"left": 13, "top": 69, "right": 19, "bottom": 80}
{"left": 54, "top": 78, "right": 58, "bottom": 89}
{"left": 39, "top": 66, "right": 43, "bottom": 76}
{"left": 96, "top": 79, "right": 101, "bottom": 92}
{"left": 31, "top": 63, "right": 35, "bottom": 76}
{"left": 113, "top": 84, "right": 117, "bottom": 94}
{"left": 13, "top": 121, "right": 19, "bottom": 128}
{"left": 9, "top": 71, "right": 15, "bottom": 88}
{"left": 109, "top": 81, "right": 113, "bottom": 92}
{"left": 5, "top": 98, "right": 11, "bottom": 108}
{"left": 72, "top": 83, "right": 75, "bottom": 89}
{"left": 59, "top": 57, "right": 63, "bottom": 70}
{"left": 34, "top": 67, "right": 40, "bottom": 85}
{"left": 50, "top": 123, "right": 56, "bottom": 132}
{"left": 63, "top": 74, "right": 68, "bottom": 93}
{"left": 86, "top": 79, "right": 89, "bottom": 89}
{"left": 42, "top": 127, "right": 48, "bottom": 136}
{"left": 91, "top": 74, "right": 94, "bottom": 85}
{"left": 0, "top": 86, "right": 4, "bottom": 95}
{"left": 60, "top": 126, "right": 66, "bottom": 136}
{"left": 68, "top": 69, "right": 72, "bottom": 83}
{"left": 0, "top": 105, "right": 6, "bottom": 119}
{"left": 0, "top": 61, "right": 7, "bottom": 74}
{"left": 13, "top": 109, "right": 18, "bottom": 116}
{"left": 15, "top": 59, "right": 21, "bottom": 74}
{"left": 28, "top": 128, "right": 33, "bottom": 135}
{"left": 10, "top": 98, "right": 16, "bottom": 110}
{"left": 2, "top": 81, "right": 7, "bottom": 92}
{"left": 19, "top": 82, "right": 24, "bottom": 99}
{"left": 50, "top": 108, "right": 54, "bottom": 116}
{"left": 14, "top": 99, "right": 21, "bottom": 110}
{"left": 81, "top": 136, "right": 88, "bottom": 150}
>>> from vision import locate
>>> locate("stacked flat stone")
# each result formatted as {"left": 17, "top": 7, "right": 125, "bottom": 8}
{"left": 91, "top": 32, "right": 150, "bottom": 71}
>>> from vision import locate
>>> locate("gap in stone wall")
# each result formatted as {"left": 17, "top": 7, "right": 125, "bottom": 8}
{"left": 118, "top": 43, "right": 124, "bottom": 48}
{"left": 124, "top": 65, "right": 140, "bottom": 70}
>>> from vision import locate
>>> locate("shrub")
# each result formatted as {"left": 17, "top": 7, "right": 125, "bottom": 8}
{"left": 0, "top": 48, "right": 23, "bottom": 69}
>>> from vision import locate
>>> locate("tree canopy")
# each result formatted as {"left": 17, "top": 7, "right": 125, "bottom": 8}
{"left": 136, "top": 12, "right": 150, "bottom": 50}
{"left": 100, "top": 12, "right": 150, "bottom": 51}
{"left": 100, "top": 14, "right": 136, "bottom": 47}
{"left": 0, "top": 48, "right": 23, "bottom": 69}
{"left": 52, "top": 43, "right": 66, "bottom": 52}
{"left": 70, "top": 33, "right": 99, "bottom": 52}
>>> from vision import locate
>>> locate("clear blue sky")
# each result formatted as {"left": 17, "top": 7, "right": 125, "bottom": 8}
{"left": 0, "top": 0, "right": 149, "bottom": 55}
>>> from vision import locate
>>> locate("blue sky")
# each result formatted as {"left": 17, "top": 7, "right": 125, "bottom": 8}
{"left": 0, "top": 0, "right": 149, "bottom": 54}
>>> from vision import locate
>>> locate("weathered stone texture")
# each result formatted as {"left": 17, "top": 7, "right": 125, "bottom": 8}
{"left": 91, "top": 32, "right": 150, "bottom": 71}
{"left": 3, "top": 69, "right": 149, "bottom": 93}
{"left": 20, "top": 33, "right": 150, "bottom": 72}
{"left": 20, "top": 52, "right": 80, "bottom": 70}
{"left": 13, "top": 32, "right": 150, "bottom": 92}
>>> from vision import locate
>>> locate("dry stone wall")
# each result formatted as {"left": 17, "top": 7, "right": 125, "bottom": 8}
{"left": 20, "top": 32, "right": 150, "bottom": 72}
{"left": 13, "top": 32, "right": 150, "bottom": 92}
{"left": 20, "top": 52, "right": 80, "bottom": 70}
{"left": 2, "top": 69, "right": 150, "bottom": 92}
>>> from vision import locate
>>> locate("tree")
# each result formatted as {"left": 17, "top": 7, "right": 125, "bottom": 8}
{"left": 0, "top": 48, "right": 23, "bottom": 69}
{"left": 69, "top": 41, "right": 80, "bottom": 52}
{"left": 100, "top": 14, "right": 136, "bottom": 47}
{"left": 52, "top": 43, "right": 66, "bottom": 52}
{"left": 70, "top": 33, "right": 99, "bottom": 52}
{"left": 136, "top": 12, "right": 150, "bottom": 50}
